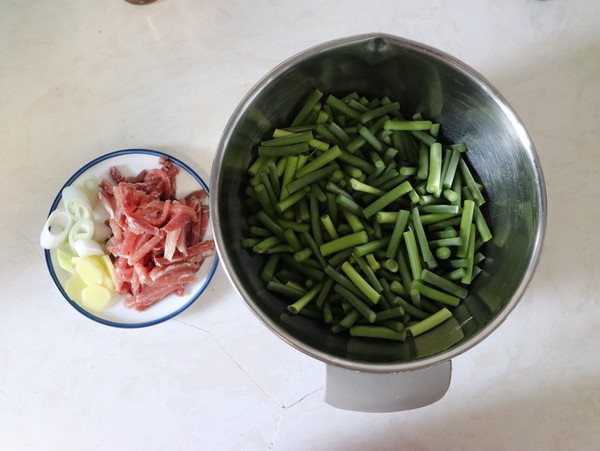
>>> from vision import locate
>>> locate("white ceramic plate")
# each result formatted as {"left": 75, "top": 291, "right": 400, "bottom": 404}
{"left": 44, "top": 149, "right": 218, "bottom": 328}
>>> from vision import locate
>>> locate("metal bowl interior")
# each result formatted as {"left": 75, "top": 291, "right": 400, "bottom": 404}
{"left": 211, "top": 34, "right": 546, "bottom": 372}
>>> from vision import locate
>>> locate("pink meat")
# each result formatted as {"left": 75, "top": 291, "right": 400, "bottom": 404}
{"left": 124, "top": 284, "right": 185, "bottom": 312}
{"left": 98, "top": 157, "right": 215, "bottom": 311}
{"left": 153, "top": 240, "right": 215, "bottom": 266}
{"left": 175, "top": 222, "right": 189, "bottom": 255}
{"left": 109, "top": 166, "right": 148, "bottom": 184}
{"left": 148, "top": 262, "right": 200, "bottom": 284}
{"left": 162, "top": 203, "right": 197, "bottom": 233}
{"left": 163, "top": 228, "right": 181, "bottom": 262}
{"left": 98, "top": 180, "right": 117, "bottom": 218}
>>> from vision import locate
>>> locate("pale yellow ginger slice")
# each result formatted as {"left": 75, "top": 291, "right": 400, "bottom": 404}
{"left": 64, "top": 274, "right": 87, "bottom": 302}
{"left": 73, "top": 257, "right": 106, "bottom": 286}
{"left": 81, "top": 285, "right": 112, "bottom": 312}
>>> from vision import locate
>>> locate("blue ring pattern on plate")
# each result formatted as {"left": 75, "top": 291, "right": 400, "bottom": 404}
{"left": 44, "top": 149, "right": 219, "bottom": 328}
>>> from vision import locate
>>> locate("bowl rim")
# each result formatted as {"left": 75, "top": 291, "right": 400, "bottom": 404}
{"left": 45, "top": 148, "right": 219, "bottom": 328}
{"left": 211, "top": 33, "right": 547, "bottom": 372}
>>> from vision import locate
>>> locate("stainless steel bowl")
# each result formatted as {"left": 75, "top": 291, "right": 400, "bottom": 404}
{"left": 211, "top": 33, "right": 546, "bottom": 411}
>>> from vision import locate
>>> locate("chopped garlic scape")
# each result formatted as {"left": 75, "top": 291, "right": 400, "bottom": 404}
{"left": 40, "top": 210, "right": 73, "bottom": 249}
{"left": 62, "top": 186, "right": 93, "bottom": 220}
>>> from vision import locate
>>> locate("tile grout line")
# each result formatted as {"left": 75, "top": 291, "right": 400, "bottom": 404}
{"left": 176, "top": 319, "right": 288, "bottom": 450}
{"left": 174, "top": 318, "right": 283, "bottom": 409}
{"left": 267, "top": 387, "right": 324, "bottom": 450}
{"left": 286, "top": 386, "right": 324, "bottom": 409}
{"left": 268, "top": 408, "right": 284, "bottom": 450}
{"left": 176, "top": 318, "right": 325, "bottom": 451}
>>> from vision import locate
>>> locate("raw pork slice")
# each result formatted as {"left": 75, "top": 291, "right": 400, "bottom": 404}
{"left": 99, "top": 157, "right": 215, "bottom": 311}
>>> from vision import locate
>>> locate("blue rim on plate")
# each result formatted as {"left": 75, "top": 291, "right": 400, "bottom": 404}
{"left": 44, "top": 149, "right": 219, "bottom": 328}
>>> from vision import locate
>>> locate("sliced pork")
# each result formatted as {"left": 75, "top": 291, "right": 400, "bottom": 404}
{"left": 99, "top": 157, "right": 215, "bottom": 311}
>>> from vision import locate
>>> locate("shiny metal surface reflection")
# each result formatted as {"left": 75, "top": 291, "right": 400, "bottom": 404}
{"left": 211, "top": 34, "right": 546, "bottom": 376}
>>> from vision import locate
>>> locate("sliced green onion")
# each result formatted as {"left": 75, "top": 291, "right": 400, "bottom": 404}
{"left": 40, "top": 210, "right": 74, "bottom": 249}
{"left": 73, "top": 239, "right": 105, "bottom": 257}
{"left": 68, "top": 218, "right": 94, "bottom": 252}
{"left": 62, "top": 186, "right": 93, "bottom": 220}
{"left": 75, "top": 176, "right": 99, "bottom": 205}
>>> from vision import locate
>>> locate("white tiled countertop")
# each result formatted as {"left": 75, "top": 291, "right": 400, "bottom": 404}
{"left": 2, "top": 1, "right": 599, "bottom": 449}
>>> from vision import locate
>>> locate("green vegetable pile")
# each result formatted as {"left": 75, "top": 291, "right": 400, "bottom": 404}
{"left": 241, "top": 89, "right": 492, "bottom": 341}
